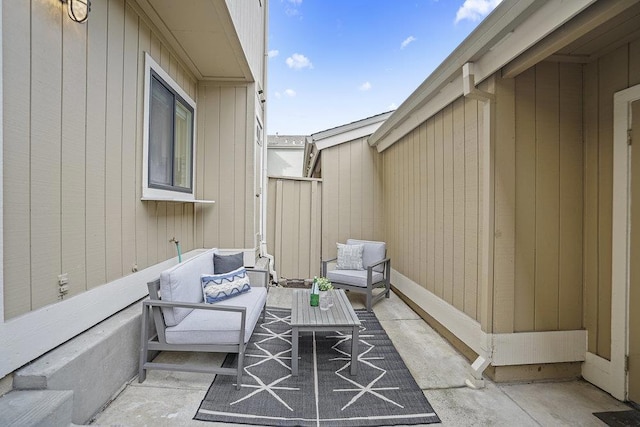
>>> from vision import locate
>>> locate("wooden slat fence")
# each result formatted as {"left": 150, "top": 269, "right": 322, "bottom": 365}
{"left": 267, "top": 177, "right": 322, "bottom": 281}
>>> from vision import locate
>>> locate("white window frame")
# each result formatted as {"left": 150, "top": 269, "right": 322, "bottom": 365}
{"left": 142, "top": 53, "right": 197, "bottom": 201}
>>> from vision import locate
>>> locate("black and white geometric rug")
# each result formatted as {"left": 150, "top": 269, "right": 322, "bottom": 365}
{"left": 194, "top": 308, "right": 441, "bottom": 426}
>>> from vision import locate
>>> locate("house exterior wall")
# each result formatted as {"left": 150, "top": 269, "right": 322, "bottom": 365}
{"left": 492, "top": 63, "right": 584, "bottom": 335}
{"left": 195, "top": 83, "right": 257, "bottom": 251}
{"left": 382, "top": 97, "right": 484, "bottom": 322}
{"left": 583, "top": 40, "right": 640, "bottom": 360}
{"left": 2, "top": 0, "right": 201, "bottom": 320}
{"left": 2, "top": 0, "right": 263, "bottom": 379}
{"left": 321, "top": 137, "right": 384, "bottom": 260}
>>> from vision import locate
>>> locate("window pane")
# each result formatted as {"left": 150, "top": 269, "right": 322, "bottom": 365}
{"left": 149, "top": 77, "right": 173, "bottom": 187}
{"left": 174, "top": 100, "right": 192, "bottom": 190}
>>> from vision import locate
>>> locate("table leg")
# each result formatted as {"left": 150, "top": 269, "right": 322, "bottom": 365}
{"left": 351, "top": 325, "right": 359, "bottom": 375}
{"left": 292, "top": 326, "right": 299, "bottom": 376}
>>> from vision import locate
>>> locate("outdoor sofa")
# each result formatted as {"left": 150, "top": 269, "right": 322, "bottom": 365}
{"left": 138, "top": 248, "right": 268, "bottom": 389}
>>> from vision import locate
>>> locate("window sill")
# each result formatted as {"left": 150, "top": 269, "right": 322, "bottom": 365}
{"left": 141, "top": 197, "right": 215, "bottom": 204}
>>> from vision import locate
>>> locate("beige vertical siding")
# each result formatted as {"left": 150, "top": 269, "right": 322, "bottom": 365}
{"left": 464, "top": 99, "right": 480, "bottom": 319}
{"left": 266, "top": 177, "right": 322, "bottom": 280}
{"left": 3, "top": 0, "right": 204, "bottom": 319}
{"left": 492, "top": 63, "right": 584, "bottom": 334}
{"left": 383, "top": 101, "right": 483, "bottom": 322}
{"left": 583, "top": 42, "right": 639, "bottom": 359}
{"left": 493, "top": 76, "right": 516, "bottom": 334}
{"left": 196, "top": 84, "right": 256, "bottom": 250}
{"left": 320, "top": 137, "right": 385, "bottom": 261}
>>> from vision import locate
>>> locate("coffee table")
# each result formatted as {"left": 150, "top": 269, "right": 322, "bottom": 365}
{"left": 291, "top": 289, "right": 361, "bottom": 376}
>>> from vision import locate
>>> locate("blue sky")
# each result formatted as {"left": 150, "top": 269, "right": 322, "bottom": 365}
{"left": 267, "top": 0, "right": 502, "bottom": 135}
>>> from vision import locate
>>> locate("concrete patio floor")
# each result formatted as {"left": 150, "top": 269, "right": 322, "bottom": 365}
{"left": 91, "top": 287, "right": 629, "bottom": 426}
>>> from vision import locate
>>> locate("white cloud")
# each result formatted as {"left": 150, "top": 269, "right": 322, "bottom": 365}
{"left": 286, "top": 53, "right": 313, "bottom": 70}
{"left": 284, "top": 89, "right": 297, "bottom": 97}
{"left": 359, "top": 81, "right": 372, "bottom": 91}
{"left": 268, "top": 50, "right": 279, "bottom": 58}
{"left": 388, "top": 103, "right": 398, "bottom": 110}
{"left": 274, "top": 92, "right": 282, "bottom": 99}
{"left": 455, "top": 0, "right": 503, "bottom": 23}
{"left": 285, "top": 0, "right": 302, "bottom": 17}
{"left": 401, "top": 36, "right": 416, "bottom": 49}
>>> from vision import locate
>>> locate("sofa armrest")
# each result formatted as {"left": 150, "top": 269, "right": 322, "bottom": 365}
{"left": 246, "top": 268, "right": 269, "bottom": 288}
{"left": 144, "top": 299, "right": 247, "bottom": 315}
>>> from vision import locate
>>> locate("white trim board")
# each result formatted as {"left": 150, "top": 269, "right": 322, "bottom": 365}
{"left": 606, "top": 83, "right": 640, "bottom": 401}
{"left": 0, "top": 249, "right": 207, "bottom": 379}
{"left": 392, "top": 269, "right": 586, "bottom": 367}
{"left": 0, "top": 0, "right": 4, "bottom": 323}
{"left": 314, "top": 119, "right": 388, "bottom": 151}
{"left": 583, "top": 352, "right": 613, "bottom": 397}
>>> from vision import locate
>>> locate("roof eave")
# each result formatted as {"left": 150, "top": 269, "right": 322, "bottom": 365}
{"left": 312, "top": 111, "right": 393, "bottom": 151}
{"left": 369, "top": 0, "right": 597, "bottom": 152}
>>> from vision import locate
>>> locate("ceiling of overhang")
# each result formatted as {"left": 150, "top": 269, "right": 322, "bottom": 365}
{"left": 135, "top": 0, "right": 250, "bottom": 81}
{"left": 554, "top": 1, "right": 640, "bottom": 61}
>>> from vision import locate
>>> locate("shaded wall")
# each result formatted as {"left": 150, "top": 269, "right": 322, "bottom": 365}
{"left": 583, "top": 40, "right": 640, "bottom": 360}
{"left": 492, "top": 63, "right": 584, "bottom": 335}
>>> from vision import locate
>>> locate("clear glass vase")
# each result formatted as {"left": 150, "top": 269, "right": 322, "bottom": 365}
{"left": 319, "top": 291, "right": 333, "bottom": 311}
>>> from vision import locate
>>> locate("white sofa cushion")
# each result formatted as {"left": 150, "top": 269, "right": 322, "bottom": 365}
{"left": 347, "top": 239, "right": 386, "bottom": 273}
{"left": 326, "top": 269, "right": 384, "bottom": 288}
{"left": 164, "top": 287, "right": 268, "bottom": 345}
{"left": 160, "top": 249, "right": 216, "bottom": 327}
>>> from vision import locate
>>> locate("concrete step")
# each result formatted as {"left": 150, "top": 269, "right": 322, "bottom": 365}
{"left": 0, "top": 389, "right": 74, "bottom": 427}
{"left": 13, "top": 302, "right": 142, "bottom": 424}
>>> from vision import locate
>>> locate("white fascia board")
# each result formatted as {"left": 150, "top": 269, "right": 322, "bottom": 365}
{"left": 371, "top": 0, "right": 597, "bottom": 152}
{"left": 0, "top": 249, "right": 207, "bottom": 379}
{"left": 315, "top": 120, "right": 386, "bottom": 151}
{"left": 374, "top": 75, "right": 464, "bottom": 153}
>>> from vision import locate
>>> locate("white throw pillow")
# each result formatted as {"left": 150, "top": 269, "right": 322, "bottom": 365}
{"left": 336, "top": 243, "right": 364, "bottom": 270}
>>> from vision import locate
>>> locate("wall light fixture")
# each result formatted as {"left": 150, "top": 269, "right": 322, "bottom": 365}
{"left": 62, "top": 0, "right": 91, "bottom": 23}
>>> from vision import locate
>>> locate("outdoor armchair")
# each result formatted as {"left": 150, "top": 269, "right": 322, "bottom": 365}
{"left": 322, "top": 239, "right": 391, "bottom": 311}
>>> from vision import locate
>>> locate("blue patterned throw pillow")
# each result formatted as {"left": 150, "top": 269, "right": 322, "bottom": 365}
{"left": 201, "top": 267, "right": 251, "bottom": 303}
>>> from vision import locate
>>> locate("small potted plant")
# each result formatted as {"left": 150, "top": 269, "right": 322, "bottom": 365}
{"left": 316, "top": 276, "right": 333, "bottom": 291}
{"left": 314, "top": 277, "right": 334, "bottom": 310}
